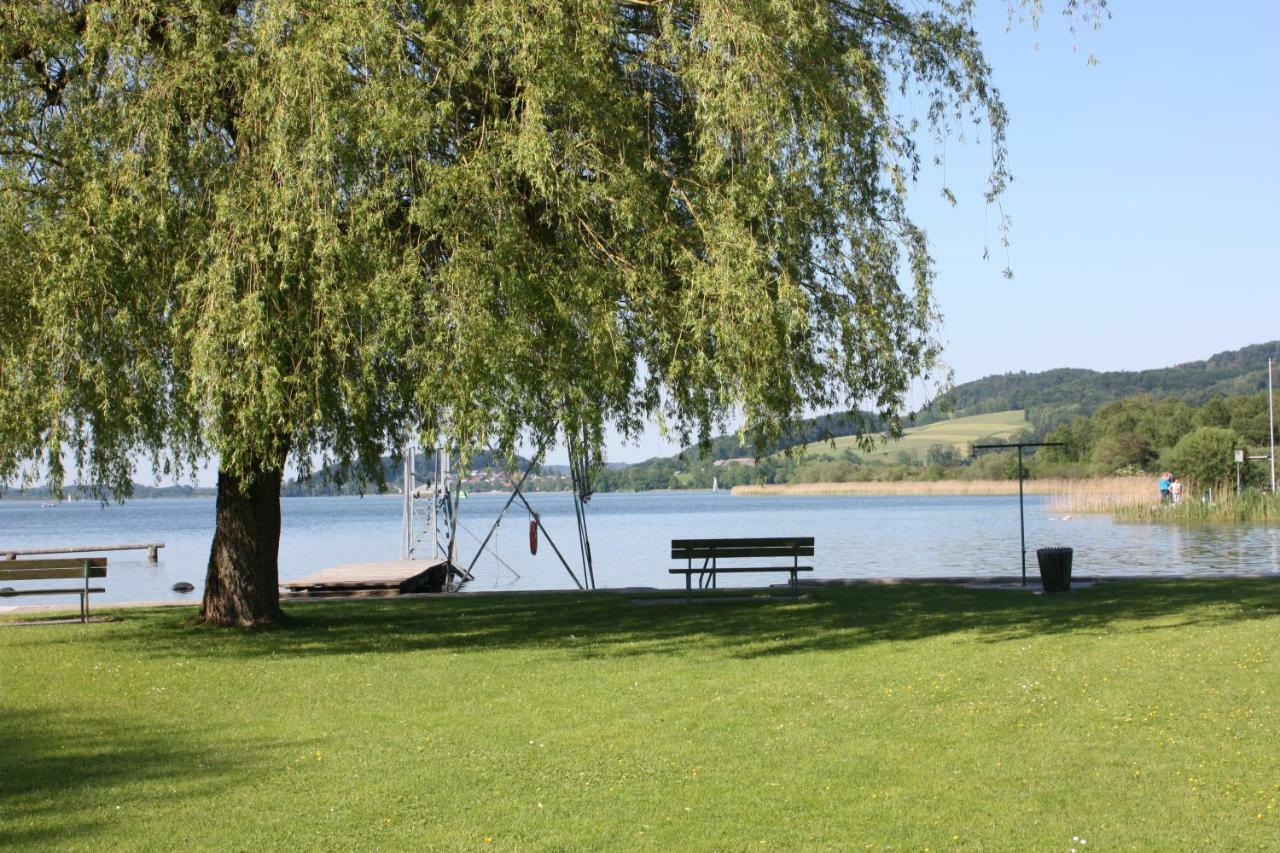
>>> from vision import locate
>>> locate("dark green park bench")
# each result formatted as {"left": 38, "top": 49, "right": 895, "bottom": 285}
{"left": 670, "top": 537, "right": 814, "bottom": 602}
{"left": 0, "top": 557, "right": 108, "bottom": 623}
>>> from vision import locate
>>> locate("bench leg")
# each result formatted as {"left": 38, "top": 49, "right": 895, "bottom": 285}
{"left": 791, "top": 571, "right": 798, "bottom": 600}
{"left": 686, "top": 573, "right": 691, "bottom": 604}
{"left": 82, "top": 558, "right": 91, "bottom": 622}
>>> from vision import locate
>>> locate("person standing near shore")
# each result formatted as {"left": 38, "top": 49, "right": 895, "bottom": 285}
{"left": 1158, "top": 471, "right": 1171, "bottom": 503}
{"left": 1171, "top": 476, "right": 1183, "bottom": 505}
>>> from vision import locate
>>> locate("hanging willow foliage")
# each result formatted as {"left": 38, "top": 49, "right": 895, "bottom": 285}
{"left": 0, "top": 1, "right": 1104, "bottom": 624}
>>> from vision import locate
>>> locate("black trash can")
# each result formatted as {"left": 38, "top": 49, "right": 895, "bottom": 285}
{"left": 1036, "top": 547, "right": 1074, "bottom": 592}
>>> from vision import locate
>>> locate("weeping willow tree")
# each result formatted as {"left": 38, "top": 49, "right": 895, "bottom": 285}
{"left": 0, "top": 1, "right": 1103, "bottom": 626}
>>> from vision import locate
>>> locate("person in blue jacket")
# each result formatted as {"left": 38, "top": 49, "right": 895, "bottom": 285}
{"left": 1157, "top": 471, "right": 1171, "bottom": 503}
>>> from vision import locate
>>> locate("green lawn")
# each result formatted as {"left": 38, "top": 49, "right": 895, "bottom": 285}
{"left": 808, "top": 409, "right": 1030, "bottom": 462}
{"left": 3, "top": 581, "right": 1278, "bottom": 849}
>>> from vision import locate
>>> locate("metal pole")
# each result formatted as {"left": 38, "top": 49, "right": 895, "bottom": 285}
{"left": 401, "top": 447, "right": 414, "bottom": 560}
{"left": 972, "top": 442, "right": 1063, "bottom": 587}
{"left": 567, "top": 434, "right": 597, "bottom": 590}
{"left": 570, "top": 459, "right": 596, "bottom": 590}
{"left": 1018, "top": 445, "right": 1026, "bottom": 586}
{"left": 430, "top": 449, "right": 440, "bottom": 560}
{"left": 439, "top": 451, "right": 452, "bottom": 565}
{"left": 1269, "top": 357, "right": 1276, "bottom": 493}
{"left": 446, "top": 458, "right": 463, "bottom": 592}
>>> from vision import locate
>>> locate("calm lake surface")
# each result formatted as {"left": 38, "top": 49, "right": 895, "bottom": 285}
{"left": 2, "top": 491, "right": 1278, "bottom": 608}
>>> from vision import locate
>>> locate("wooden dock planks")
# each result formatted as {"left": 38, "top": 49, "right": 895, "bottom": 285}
{"left": 281, "top": 559, "right": 452, "bottom": 596}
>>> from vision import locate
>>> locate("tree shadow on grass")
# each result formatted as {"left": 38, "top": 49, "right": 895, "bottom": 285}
{"left": 94, "top": 577, "right": 1280, "bottom": 664}
{"left": 0, "top": 707, "right": 298, "bottom": 848}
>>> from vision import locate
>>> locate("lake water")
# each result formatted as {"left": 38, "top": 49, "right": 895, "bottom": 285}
{"left": 2, "top": 491, "right": 1278, "bottom": 608}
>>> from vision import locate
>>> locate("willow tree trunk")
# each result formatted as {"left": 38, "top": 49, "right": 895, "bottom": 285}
{"left": 200, "top": 464, "right": 284, "bottom": 627}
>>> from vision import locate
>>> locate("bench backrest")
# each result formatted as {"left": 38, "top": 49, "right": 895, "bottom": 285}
{"left": 0, "top": 557, "right": 108, "bottom": 582}
{"left": 671, "top": 537, "right": 814, "bottom": 560}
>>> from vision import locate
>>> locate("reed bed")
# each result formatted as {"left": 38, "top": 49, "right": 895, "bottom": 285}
{"left": 733, "top": 477, "right": 1150, "bottom": 499}
{"left": 1114, "top": 489, "right": 1280, "bottom": 524}
{"left": 1042, "top": 476, "right": 1154, "bottom": 514}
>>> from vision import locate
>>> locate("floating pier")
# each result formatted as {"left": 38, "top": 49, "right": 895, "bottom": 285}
{"left": 281, "top": 558, "right": 466, "bottom": 598}
{"left": 2, "top": 543, "right": 165, "bottom": 561}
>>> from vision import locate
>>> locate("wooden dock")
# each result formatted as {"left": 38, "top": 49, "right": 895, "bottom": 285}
{"left": 281, "top": 559, "right": 459, "bottom": 597}
{"left": 2, "top": 543, "right": 165, "bottom": 561}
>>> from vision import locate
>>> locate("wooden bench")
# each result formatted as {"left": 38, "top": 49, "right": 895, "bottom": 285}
{"left": 0, "top": 557, "right": 108, "bottom": 623}
{"left": 670, "top": 537, "right": 814, "bottom": 602}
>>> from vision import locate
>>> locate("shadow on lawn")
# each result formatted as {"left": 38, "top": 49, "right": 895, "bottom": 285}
{"left": 104, "top": 577, "right": 1280, "bottom": 663}
{"left": 0, "top": 707, "right": 291, "bottom": 848}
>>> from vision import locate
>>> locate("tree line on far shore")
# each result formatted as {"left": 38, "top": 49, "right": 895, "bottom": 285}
{"left": 593, "top": 390, "right": 1276, "bottom": 492}
{"left": 1036, "top": 392, "right": 1273, "bottom": 490}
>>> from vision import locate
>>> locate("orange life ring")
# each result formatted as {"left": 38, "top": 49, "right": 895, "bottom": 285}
{"left": 529, "top": 518, "right": 539, "bottom": 555}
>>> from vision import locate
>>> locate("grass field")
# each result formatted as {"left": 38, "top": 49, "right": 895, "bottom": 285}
{"left": 4, "top": 581, "right": 1278, "bottom": 849}
{"left": 804, "top": 409, "right": 1030, "bottom": 462}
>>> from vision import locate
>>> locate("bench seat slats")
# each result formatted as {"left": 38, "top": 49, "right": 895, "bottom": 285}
{"left": 672, "top": 537, "right": 814, "bottom": 548}
{"left": 672, "top": 538, "right": 813, "bottom": 560}
{"left": 669, "top": 566, "right": 813, "bottom": 574}
{"left": 0, "top": 565, "right": 108, "bottom": 581}
{"left": 673, "top": 546, "right": 813, "bottom": 559}
{"left": 0, "top": 587, "right": 106, "bottom": 597}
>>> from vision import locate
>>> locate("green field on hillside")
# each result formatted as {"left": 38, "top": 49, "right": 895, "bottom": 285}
{"left": 804, "top": 409, "right": 1029, "bottom": 462}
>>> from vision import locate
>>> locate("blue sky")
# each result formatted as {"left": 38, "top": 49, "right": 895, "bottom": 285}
{"left": 926, "top": 1, "right": 1279, "bottom": 376}
{"left": 601, "top": 1, "right": 1280, "bottom": 463}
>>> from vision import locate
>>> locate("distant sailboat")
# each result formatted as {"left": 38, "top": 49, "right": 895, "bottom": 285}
{"left": 712, "top": 476, "right": 719, "bottom": 493}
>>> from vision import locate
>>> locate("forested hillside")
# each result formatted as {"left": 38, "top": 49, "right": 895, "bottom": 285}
{"left": 1038, "top": 391, "right": 1275, "bottom": 489}
{"left": 608, "top": 341, "right": 1280, "bottom": 490}
{"left": 689, "top": 340, "right": 1279, "bottom": 460}
{"left": 680, "top": 410, "right": 884, "bottom": 460}
{"left": 923, "top": 341, "right": 1280, "bottom": 435}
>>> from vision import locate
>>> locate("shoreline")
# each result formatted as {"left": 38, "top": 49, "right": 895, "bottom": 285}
{"left": 2, "top": 478, "right": 1154, "bottom": 502}
{"left": 732, "top": 477, "right": 1149, "bottom": 497}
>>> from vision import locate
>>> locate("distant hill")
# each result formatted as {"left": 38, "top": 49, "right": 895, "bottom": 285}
{"left": 920, "top": 340, "right": 1280, "bottom": 436}
{"left": 1, "top": 483, "right": 215, "bottom": 500}
{"left": 816, "top": 410, "right": 1030, "bottom": 462}
{"left": 680, "top": 409, "right": 885, "bottom": 460}
{"left": 677, "top": 340, "right": 1280, "bottom": 461}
